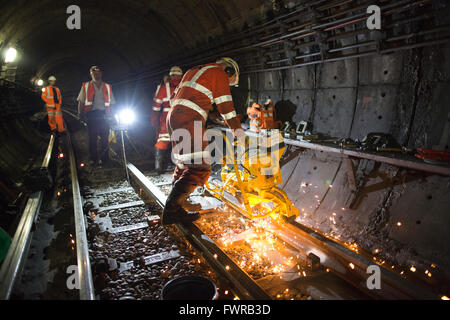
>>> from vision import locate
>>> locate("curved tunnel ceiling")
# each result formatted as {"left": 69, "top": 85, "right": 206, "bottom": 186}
{"left": 0, "top": 0, "right": 269, "bottom": 93}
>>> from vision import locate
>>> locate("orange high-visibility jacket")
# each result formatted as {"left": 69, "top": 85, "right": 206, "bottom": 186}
{"left": 82, "top": 81, "right": 112, "bottom": 114}
{"left": 170, "top": 63, "right": 241, "bottom": 130}
{"left": 41, "top": 86, "right": 62, "bottom": 108}
{"left": 247, "top": 100, "right": 280, "bottom": 132}
{"left": 247, "top": 103, "right": 262, "bottom": 132}
{"left": 151, "top": 82, "right": 174, "bottom": 127}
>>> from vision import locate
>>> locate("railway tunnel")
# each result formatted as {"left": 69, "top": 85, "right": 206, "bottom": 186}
{"left": 0, "top": 0, "right": 450, "bottom": 302}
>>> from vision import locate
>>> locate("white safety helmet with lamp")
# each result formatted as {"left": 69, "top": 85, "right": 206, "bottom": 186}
{"left": 48, "top": 76, "right": 56, "bottom": 81}
{"left": 169, "top": 66, "right": 183, "bottom": 77}
{"left": 217, "top": 57, "right": 240, "bottom": 87}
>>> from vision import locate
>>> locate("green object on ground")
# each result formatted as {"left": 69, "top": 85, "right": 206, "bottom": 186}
{"left": 0, "top": 226, "right": 12, "bottom": 263}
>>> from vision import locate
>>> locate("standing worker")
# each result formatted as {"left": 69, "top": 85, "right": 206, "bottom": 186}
{"left": 41, "top": 76, "right": 66, "bottom": 133}
{"left": 163, "top": 57, "right": 244, "bottom": 225}
{"left": 77, "top": 66, "right": 116, "bottom": 167}
{"left": 150, "top": 66, "right": 183, "bottom": 173}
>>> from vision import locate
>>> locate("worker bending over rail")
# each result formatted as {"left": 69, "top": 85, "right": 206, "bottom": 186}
{"left": 163, "top": 57, "right": 244, "bottom": 225}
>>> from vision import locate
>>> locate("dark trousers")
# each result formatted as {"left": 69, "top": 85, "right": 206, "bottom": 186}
{"left": 86, "top": 110, "right": 109, "bottom": 162}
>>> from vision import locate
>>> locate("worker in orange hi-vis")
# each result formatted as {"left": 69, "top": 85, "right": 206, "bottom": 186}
{"left": 41, "top": 76, "right": 66, "bottom": 133}
{"left": 150, "top": 67, "right": 183, "bottom": 173}
{"left": 247, "top": 98, "right": 281, "bottom": 132}
{"left": 162, "top": 57, "right": 244, "bottom": 225}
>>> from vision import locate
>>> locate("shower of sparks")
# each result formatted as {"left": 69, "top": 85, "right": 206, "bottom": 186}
{"left": 195, "top": 207, "right": 307, "bottom": 297}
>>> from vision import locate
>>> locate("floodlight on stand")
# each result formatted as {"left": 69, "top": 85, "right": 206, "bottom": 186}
{"left": 114, "top": 107, "right": 136, "bottom": 183}
{"left": 117, "top": 108, "right": 135, "bottom": 126}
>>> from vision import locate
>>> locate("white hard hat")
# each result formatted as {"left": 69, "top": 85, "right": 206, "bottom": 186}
{"left": 217, "top": 57, "right": 240, "bottom": 86}
{"left": 48, "top": 76, "right": 56, "bottom": 81}
{"left": 169, "top": 66, "right": 183, "bottom": 76}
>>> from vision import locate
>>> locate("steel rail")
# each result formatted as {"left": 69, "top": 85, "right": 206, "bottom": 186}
{"left": 128, "top": 161, "right": 439, "bottom": 299}
{"left": 126, "top": 163, "right": 271, "bottom": 300}
{"left": 0, "top": 133, "right": 55, "bottom": 299}
{"left": 284, "top": 136, "right": 450, "bottom": 177}
{"left": 66, "top": 132, "right": 95, "bottom": 300}
{"left": 221, "top": 128, "right": 450, "bottom": 177}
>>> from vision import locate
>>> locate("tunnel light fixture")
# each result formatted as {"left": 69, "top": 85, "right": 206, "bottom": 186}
{"left": 36, "top": 79, "right": 44, "bottom": 86}
{"left": 4, "top": 47, "right": 17, "bottom": 63}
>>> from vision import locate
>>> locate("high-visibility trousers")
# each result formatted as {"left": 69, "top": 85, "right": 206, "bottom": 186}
{"left": 47, "top": 105, "right": 65, "bottom": 132}
{"left": 154, "top": 111, "right": 170, "bottom": 150}
{"left": 167, "top": 107, "right": 211, "bottom": 187}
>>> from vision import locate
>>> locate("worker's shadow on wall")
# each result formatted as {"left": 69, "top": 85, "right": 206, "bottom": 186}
{"left": 275, "top": 100, "right": 304, "bottom": 170}
{"left": 275, "top": 100, "right": 297, "bottom": 123}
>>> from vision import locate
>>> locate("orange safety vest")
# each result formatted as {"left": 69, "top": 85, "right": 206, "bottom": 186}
{"left": 247, "top": 100, "right": 280, "bottom": 132}
{"left": 41, "top": 86, "right": 62, "bottom": 108}
{"left": 82, "top": 81, "right": 112, "bottom": 114}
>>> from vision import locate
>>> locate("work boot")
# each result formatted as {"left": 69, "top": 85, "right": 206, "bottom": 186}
{"left": 162, "top": 181, "right": 200, "bottom": 225}
{"left": 155, "top": 148, "right": 165, "bottom": 174}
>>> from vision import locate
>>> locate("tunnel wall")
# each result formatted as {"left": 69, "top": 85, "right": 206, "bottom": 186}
{"left": 0, "top": 85, "right": 48, "bottom": 215}
{"left": 234, "top": 44, "right": 450, "bottom": 277}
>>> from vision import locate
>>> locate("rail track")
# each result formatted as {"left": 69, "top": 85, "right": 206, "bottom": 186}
{"left": 1, "top": 130, "right": 444, "bottom": 300}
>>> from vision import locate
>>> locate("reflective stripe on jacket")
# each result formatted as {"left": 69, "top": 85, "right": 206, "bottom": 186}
{"left": 151, "top": 82, "right": 174, "bottom": 122}
{"left": 41, "top": 86, "right": 62, "bottom": 108}
{"left": 170, "top": 63, "right": 241, "bottom": 130}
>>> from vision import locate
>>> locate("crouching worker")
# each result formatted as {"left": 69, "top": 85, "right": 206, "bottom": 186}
{"left": 163, "top": 57, "right": 244, "bottom": 225}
